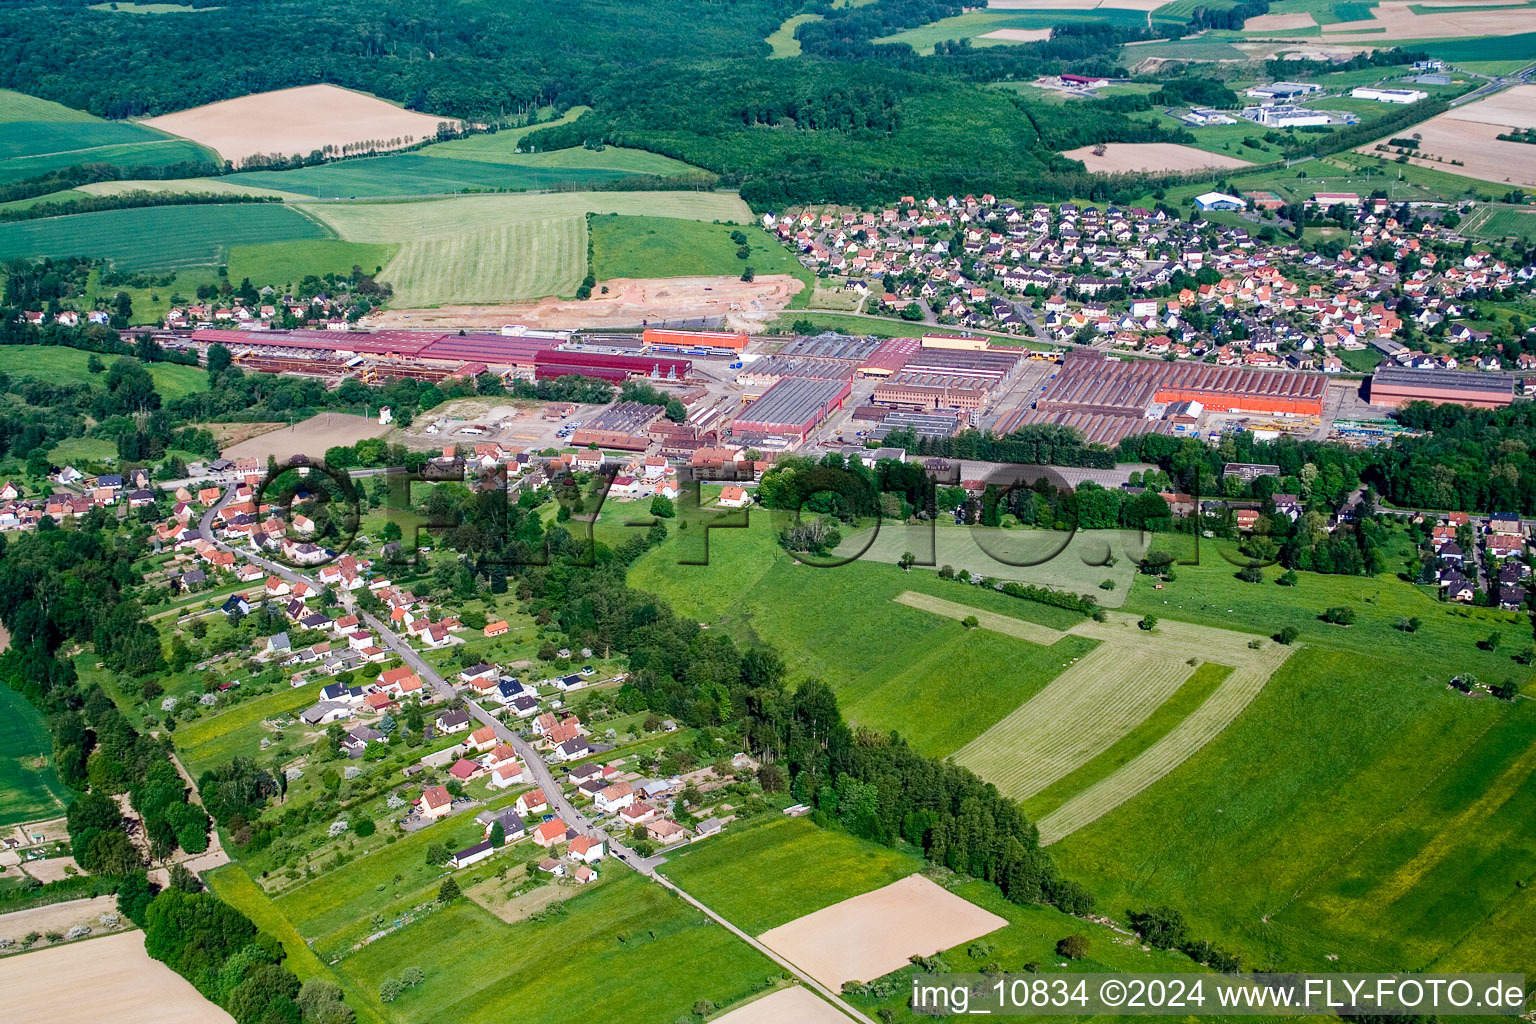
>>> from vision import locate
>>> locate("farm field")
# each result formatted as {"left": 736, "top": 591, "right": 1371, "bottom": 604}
{"left": 715, "top": 988, "right": 851, "bottom": 1024}
{"left": 899, "top": 585, "right": 1295, "bottom": 834}
{"left": 1359, "top": 85, "right": 1536, "bottom": 189}
{"left": 420, "top": 132, "right": 702, "bottom": 176}
{"left": 226, "top": 239, "right": 398, "bottom": 288}
{"left": 658, "top": 816, "right": 923, "bottom": 934}
{"left": 204, "top": 864, "right": 336, "bottom": 983}
{"left": 330, "top": 872, "right": 776, "bottom": 1024}
{"left": 0, "top": 685, "right": 71, "bottom": 827}
{"left": 0, "top": 345, "right": 207, "bottom": 400}
{"left": 590, "top": 214, "right": 810, "bottom": 285}
{"left": 1462, "top": 204, "right": 1536, "bottom": 243}
{"left": 758, "top": 875, "right": 1008, "bottom": 989}
{"left": 382, "top": 215, "right": 588, "bottom": 305}
{"left": 1065, "top": 141, "right": 1253, "bottom": 173}
{"left": 171, "top": 679, "right": 324, "bottom": 776}
{"left": 627, "top": 515, "right": 1098, "bottom": 755}
{"left": 0, "top": 203, "right": 331, "bottom": 271}
{"left": 1024, "top": 662, "right": 1231, "bottom": 819}
{"left": 222, "top": 154, "right": 638, "bottom": 199}
{"left": 1052, "top": 644, "right": 1536, "bottom": 975}
{"left": 0, "top": 96, "right": 215, "bottom": 185}
{"left": 0, "top": 930, "right": 234, "bottom": 1024}
{"left": 875, "top": 8, "right": 1146, "bottom": 52}
{"left": 77, "top": 177, "right": 304, "bottom": 200}
{"left": 303, "top": 192, "right": 753, "bottom": 307}
{"left": 141, "top": 84, "right": 459, "bottom": 167}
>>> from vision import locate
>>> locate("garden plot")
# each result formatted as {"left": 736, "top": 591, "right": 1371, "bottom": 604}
{"left": 757, "top": 875, "right": 1006, "bottom": 989}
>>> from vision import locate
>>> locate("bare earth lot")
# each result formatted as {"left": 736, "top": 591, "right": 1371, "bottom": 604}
{"left": 1065, "top": 143, "right": 1254, "bottom": 173}
{"left": 367, "top": 274, "right": 801, "bottom": 331}
{"left": 220, "top": 412, "right": 392, "bottom": 462}
{"left": 714, "top": 987, "right": 855, "bottom": 1024}
{"left": 1359, "top": 86, "right": 1536, "bottom": 189}
{"left": 757, "top": 874, "right": 1006, "bottom": 989}
{"left": 18, "top": 853, "right": 79, "bottom": 883}
{"left": 1244, "top": 12, "right": 1318, "bottom": 30}
{"left": 0, "top": 930, "right": 234, "bottom": 1022}
{"left": 142, "top": 85, "right": 460, "bottom": 167}
{"left": 980, "top": 27, "right": 1055, "bottom": 40}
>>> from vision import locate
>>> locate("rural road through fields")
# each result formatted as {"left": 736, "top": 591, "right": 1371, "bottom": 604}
{"left": 196, "top": 488, "right": 875, "bottom": 1024}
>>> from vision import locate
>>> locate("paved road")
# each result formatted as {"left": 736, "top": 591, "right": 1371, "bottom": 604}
{"left": 196, "top": 485, "right": 873, "bottom": 1022}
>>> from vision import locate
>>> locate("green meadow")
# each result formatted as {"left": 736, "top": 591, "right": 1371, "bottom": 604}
{"left": 0, "top": 685, "right": 72, "bottom": 826}
{"left": 659, "top": 816, "right": 924, "bottom": 933}
{"left": 1054, "top": 644, "right": 1536, "bottom": 974}
{"left": 0, "top": 89, "right": 215, "bottom": 185}
{"left": 332, "top": 872, "right": 776, "bottom": 1024}
{"left": 590, "top": 213, "right": 810, "bottom": 284}
{"left": 0, "top": 203, "right": 330, "bottom": 271}
{"left": 173, "top": 680, "right": 325, "bottom": 776}
{"left": 627, "top": 514, "right": 1094, "bottom": 756}
{"left": 227, "top": 239, "right": 399, "bottom": 288}
{"left": 0, "top": 345, "right": 207, "bottom": 399}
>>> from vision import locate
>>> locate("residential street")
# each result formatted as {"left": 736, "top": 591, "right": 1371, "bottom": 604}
{"left": 195, "top": 487, "right": 876, "bottom": 1024}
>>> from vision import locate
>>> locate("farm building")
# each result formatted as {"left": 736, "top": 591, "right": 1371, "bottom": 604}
{"left": 732, "top": 377, "right": 852, "bottom": 444}
{"left": 642, "top": 328, "right": 748, "bottom": 356}
{"left": 1368, "top": 366, "right": 1515, "bottom": 409}
{"left": 570, "top": 402, "right": 666, "bottom": 450}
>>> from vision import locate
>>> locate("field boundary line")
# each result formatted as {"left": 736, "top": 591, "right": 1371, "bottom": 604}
{"left": 891, "top": 590, "right": 1067, "bottom": 645}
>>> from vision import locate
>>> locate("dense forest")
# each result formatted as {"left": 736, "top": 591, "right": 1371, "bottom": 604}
{"left": 0, "top": 0, "right": 1216, "bottom": 206}
{"left": 521, "top": 59, "right": 1194, "bottom": 207}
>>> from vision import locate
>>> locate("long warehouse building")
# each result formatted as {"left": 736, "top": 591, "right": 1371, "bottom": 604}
{"left": 1038, "top": 350, "right": 1326, "bottom": 418}
{"left": 732, "top": 377, "right": 852, "bottom": 445}
{"left": 1367, "top": 366, "right": 1515, "bottom": 409}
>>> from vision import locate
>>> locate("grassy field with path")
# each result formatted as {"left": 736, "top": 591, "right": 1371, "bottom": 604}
{"left": 0, "top": 345, "right": 207, "bottom": 399}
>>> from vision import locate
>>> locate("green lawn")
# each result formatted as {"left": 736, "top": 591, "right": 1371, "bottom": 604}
{"left": 0, "top": 686, "right": 72, "bottom": 827}
{"left": 1053, "top": 644, "right": 1536, "bottom": 975}
{"left": 333, "top": 872, "right": 777, "bottom": 1024}
{"left": 590, "top": 214, "right": 810, "bottom": 286}
{"left": 0, "top": 203, "right": 331, "bottom": 271}
{"left": 0, "top": 346, "right": 207, "bottom": 400}
{"left": 659, "top": 816, "right": 925, "bottom": 933}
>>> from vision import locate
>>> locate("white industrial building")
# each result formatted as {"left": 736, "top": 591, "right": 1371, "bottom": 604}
{"left": 1351, "top": 87, "right": 1426, "bottom": 103}
{"left": 1242, "top": 104, "right": 1332, "bottom": 128}
{"left": 1245, "top": 81, "right": 1322, "bottom": 103}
